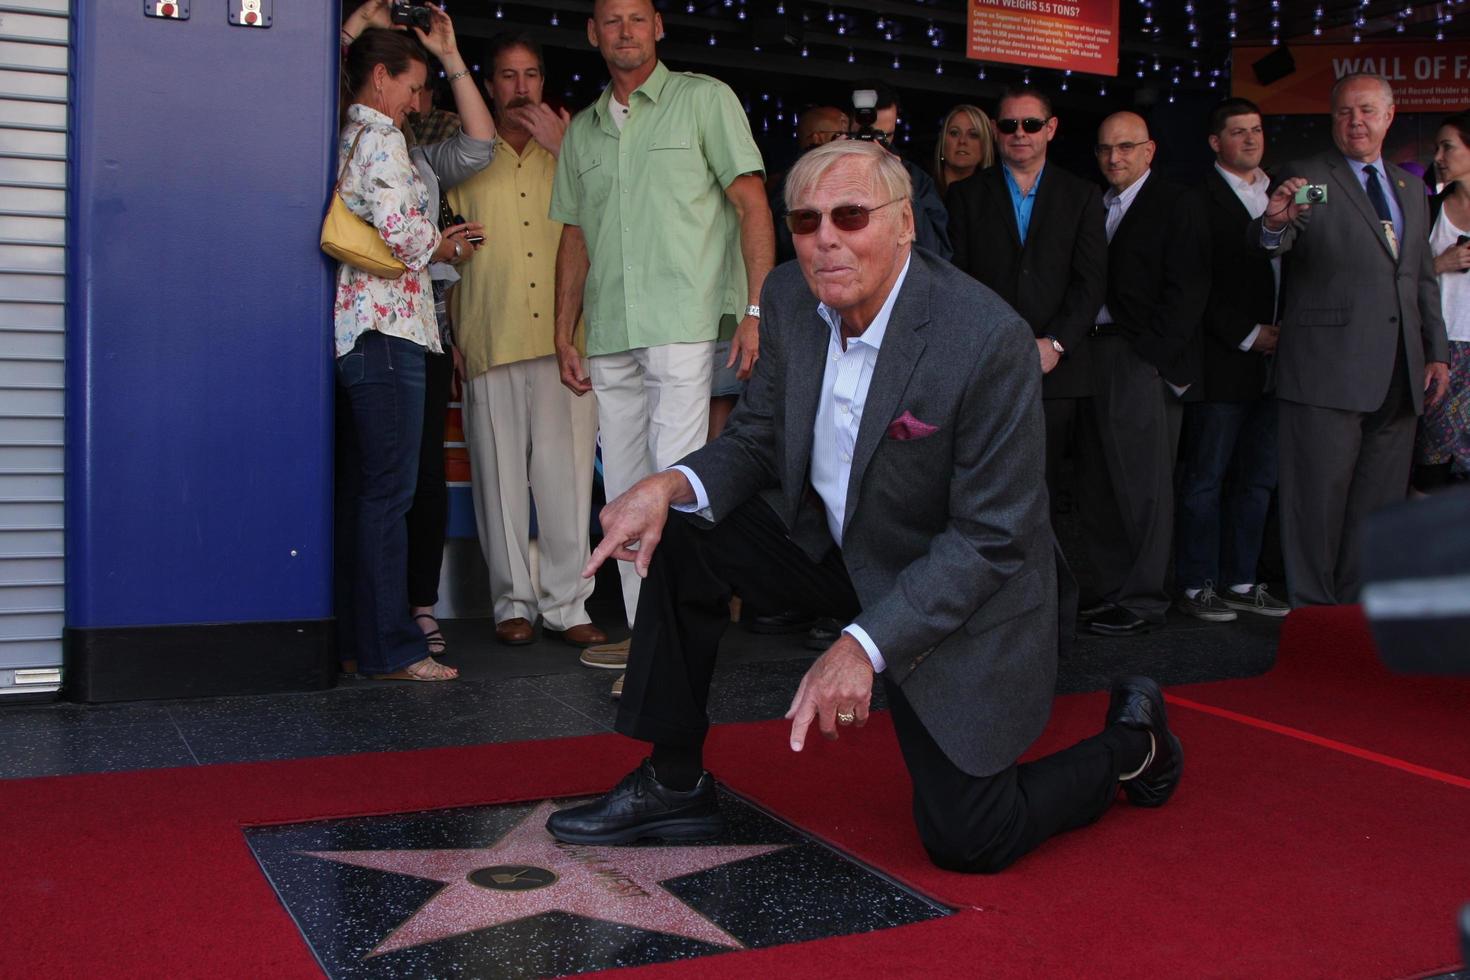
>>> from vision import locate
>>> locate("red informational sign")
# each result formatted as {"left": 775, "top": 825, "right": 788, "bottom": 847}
{"left": 966, "top": 0, "right": 1120, "bottom": 77}
{"left": 1233, "top": 43, "right": 1470, "bottom": 115}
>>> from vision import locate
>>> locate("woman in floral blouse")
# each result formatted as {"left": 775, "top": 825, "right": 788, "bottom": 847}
{"left": 334, "top": 23, "right": 482, "bottom": 682}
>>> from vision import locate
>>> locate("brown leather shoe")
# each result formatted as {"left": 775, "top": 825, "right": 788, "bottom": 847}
{"left": 494, "top": 617, "right": 535, "bottom": 646}
{"left": 580, "top": 638, "right": 629, "bottom": 669}
{"left": 544, "top": 623, "right": 609, "bottom": 648}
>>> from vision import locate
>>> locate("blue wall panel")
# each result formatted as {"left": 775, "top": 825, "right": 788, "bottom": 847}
{"left": 67, "top": 3, "right": 340, "bottom": 629}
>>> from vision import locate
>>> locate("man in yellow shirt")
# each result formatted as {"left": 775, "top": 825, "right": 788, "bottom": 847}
{"left": 449, "top": 35, "right": 606, "bottom": 651}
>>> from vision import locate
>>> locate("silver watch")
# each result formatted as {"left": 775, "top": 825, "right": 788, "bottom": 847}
{"left": 745, "top": 304, "right": 761, "bottom": 319}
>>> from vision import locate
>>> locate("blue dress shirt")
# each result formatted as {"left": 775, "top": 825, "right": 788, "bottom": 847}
{"left": 1003, "top": 164, "right": 1043, "bottom": 245}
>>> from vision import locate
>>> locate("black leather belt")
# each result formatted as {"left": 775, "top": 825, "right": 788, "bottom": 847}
{"left": 1090, "top": 323, "right": 1121, "bottom": 337}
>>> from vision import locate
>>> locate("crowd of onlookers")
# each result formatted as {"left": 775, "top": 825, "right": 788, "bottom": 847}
{"left": 329, "top": 0, "right": 1468, "bottom": 688}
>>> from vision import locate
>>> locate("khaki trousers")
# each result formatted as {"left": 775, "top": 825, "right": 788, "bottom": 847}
{"left": 589, "top": 341, "right": 715, "bottom": 625}
{"left": 462, "top": 355, "right": 599, "bottom": 630}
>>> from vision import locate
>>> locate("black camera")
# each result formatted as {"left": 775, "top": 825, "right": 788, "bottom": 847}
{"left": 390, "top": 0, "right": 434, "bottom": 32}
{"left": 848, "top": 89, "right": 890, "bottom": 147}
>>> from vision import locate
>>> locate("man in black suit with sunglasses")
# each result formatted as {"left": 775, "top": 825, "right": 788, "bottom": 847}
{"left": 545, "top": 139, "right": 1182, "bottom": 875}
{"left": 947, "top": 87, "right": 1108, "bottom": 522}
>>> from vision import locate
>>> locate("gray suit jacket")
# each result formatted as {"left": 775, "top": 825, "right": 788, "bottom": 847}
{"left": 679, "top": 248, "right": 1059, "bottom": 778}
{"left": 1251, "top": 150, "right": 1448, "bottom": 413}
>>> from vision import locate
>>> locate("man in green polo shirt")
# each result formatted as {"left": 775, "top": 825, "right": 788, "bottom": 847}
{"left": 551, "top": 0, "right": 774, "bottom": 685}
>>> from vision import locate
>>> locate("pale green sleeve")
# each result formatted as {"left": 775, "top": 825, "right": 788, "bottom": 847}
{"left": 548, "top": 119, "right": 582, "bottom": 226}
{"left": 699, "top": 81, "right": 765, "bottom": 189}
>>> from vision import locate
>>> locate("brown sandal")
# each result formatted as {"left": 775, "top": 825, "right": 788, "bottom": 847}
{"left": 370, "top": 656, "right": 458, "bottom": 682}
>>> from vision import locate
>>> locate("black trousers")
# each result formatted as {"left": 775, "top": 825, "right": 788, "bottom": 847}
{"left": 405, "top": 350, "right": 453, "bottom": 608}
{"left": 1075, "top": 337, "right": 1182, "bottom": 621}
{"left": 616, "top": 497, "right": 1139, "bottom": 873}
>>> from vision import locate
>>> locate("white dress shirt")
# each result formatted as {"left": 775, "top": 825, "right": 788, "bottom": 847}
{"left": 673, "top": 256, "right": 913, "bottom": 673}
{"left": 1215, "top": 162, "right": 1281, "bottom": 351}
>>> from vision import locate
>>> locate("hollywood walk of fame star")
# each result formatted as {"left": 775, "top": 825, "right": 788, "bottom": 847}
{"left": 301, "top": 800, "right": 788, "bottom": 957}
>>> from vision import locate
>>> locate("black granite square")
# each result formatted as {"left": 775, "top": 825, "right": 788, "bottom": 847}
{"left": 246, "top": 789, "right": 950, "bottom": 978}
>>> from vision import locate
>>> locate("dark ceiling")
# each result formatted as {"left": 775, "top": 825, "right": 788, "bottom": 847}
{"left": 438, "top": 1, "right": 1464, "bottom": 165}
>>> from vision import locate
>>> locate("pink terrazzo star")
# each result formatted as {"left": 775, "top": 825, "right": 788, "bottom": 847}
{"left": 301, "top": 800, "right": 787, "bottom": 957}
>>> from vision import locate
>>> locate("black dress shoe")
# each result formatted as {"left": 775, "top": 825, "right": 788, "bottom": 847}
{"left": 1088, "top": 605, "right": 1148, "bottom": 635}
{"left": 545, "top": 759, "right": 724, "bottom": 845}
{"left": 1107, "top": 676, "right": 1183, "bottom": 807}
{"left": 1077, "top": 600, "right": 1114, "bottom": 620}
{"left": 746, "top": 609, "right": 817, "bottom": 635}
{"left": 803, "top": 617, "right": 843, "bottom": 650}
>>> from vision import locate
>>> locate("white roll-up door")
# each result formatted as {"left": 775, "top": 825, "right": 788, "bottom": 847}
{"left": 0, "top": 0, "right": 68, "bottom": 696}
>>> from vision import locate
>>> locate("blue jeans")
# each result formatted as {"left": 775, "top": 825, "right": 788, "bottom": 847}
{"left": 335, "top": 331, "right": 428, "bottom": 675}
{"left": 1175, "top": 398, "right": 1278, "bottom": 591}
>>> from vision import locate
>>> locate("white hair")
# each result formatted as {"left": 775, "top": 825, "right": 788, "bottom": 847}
{"left": 1331, "top": 72, "right": 1394, "bottom": 109}
{"left": 783, "top": 139, "right": 912, "bottom": 213}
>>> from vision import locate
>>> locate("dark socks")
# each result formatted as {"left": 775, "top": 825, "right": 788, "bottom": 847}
{"left": 1108, "top": 724, "right": 1154, "bottom": 776}
{"left": 650, "top": 743, "right": 704, "bottom": 791}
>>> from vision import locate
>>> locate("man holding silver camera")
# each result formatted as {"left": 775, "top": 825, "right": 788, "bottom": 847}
{"left": 1252, "top": 73, "right": 1449, "bottom": 607}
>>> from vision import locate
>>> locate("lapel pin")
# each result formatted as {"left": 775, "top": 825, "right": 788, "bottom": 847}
{"left": 1397, "top": 179, "right": 1405, "bottom": 188}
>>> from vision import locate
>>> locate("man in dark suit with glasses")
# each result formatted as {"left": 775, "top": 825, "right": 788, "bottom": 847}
{"left": 947, "top": 86, "right": 1107, "bottom": 529}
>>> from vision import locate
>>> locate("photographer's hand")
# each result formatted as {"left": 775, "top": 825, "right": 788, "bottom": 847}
{"left": 432, "top": 222, "right": 483, "bottom": 264}
{"left": 342, "top": 0, "right": 395, "bottom": 41}
{"left": 414, "top": 6, "right": 461, "bottom": 66}
{"left": 1263, "top": 177, "right": 1311, "bottom": 232}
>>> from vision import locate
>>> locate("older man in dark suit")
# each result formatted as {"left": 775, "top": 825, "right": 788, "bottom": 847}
{"left": 1253, "top": 73, "right": 1450, "bottom": 607}
{"left": 545, "top": 140, "right": 1182, "bottom": 874}
{"left": 947, "top": 85, "right": 1107, "bottom": 520}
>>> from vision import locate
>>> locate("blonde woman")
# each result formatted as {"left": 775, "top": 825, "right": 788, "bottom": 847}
{"left": 933, "top": 104, "right": 995, "bottom": 195}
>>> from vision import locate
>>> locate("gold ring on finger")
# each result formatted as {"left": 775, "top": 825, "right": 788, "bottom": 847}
{"left": 836, "top": 710, "right": 856, "bottom": 726}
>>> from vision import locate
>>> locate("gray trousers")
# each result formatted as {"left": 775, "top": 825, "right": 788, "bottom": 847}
{"left": 1077, "top": 336, "right": 1182, "bottom": 621}
{"left": 1277, "top": 367, "right": 1415, "bottom": 606}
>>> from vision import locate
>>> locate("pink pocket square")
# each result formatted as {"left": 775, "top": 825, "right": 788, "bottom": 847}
{"left": 886, "top": 410, "right": 939, "bottom": 441}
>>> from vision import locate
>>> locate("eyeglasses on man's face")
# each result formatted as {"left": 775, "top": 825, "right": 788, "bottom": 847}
{"left": 785, "top": 199, "right": 900, "bottom": 235}
{"left": 996, "top": 117, "right": 1048, "bottom": 135}
{"left": 1094, "top": 140, "right": 1151, "bottom": 156}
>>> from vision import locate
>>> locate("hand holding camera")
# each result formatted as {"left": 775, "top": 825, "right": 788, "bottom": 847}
{"left": 1264, "top": 176, "right": 1316, "bottom": 232}
{"left": 389, "top": 0, "right": 435, "bottom": 32}
{"left": 434, "top": 220, "right": 485, "bottom": 265}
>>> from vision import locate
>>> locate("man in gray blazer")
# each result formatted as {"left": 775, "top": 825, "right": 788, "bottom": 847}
{"left": 1252, "top": 73, "right": 1449, "bottom": 607}
{"left": 545, "top": 140, "right": 1182, "bottom": 874}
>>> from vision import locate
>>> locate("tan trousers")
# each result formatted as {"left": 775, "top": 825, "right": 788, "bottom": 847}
{"left": 588, "top": 341, "right": 714, "bottom": 626}
{"left": 462, "top": 355, "right": 599, "bottom": 630}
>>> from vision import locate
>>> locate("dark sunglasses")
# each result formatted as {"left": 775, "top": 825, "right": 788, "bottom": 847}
{"left": 785, "top": 199, "right": 900, "bottom": 235}
{"left": 996, "top": 117, "right": 1047, "bottom": 135}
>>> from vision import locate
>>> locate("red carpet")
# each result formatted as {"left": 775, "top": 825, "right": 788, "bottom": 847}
{"left": 2, "top": 609, "right": 1466, "bottom": 978}
{"left": 1171, "top": 605, "right": 1470, "bottom": 780}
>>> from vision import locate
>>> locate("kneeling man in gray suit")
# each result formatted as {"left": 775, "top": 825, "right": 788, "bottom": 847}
{"left": 547, "top": 140, "right": 1182, "bottom": 873}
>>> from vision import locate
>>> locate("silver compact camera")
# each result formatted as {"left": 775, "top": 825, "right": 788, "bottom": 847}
{"left": 1293, "top": 184, "right": 1328, "bottom": 205}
